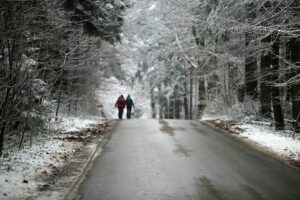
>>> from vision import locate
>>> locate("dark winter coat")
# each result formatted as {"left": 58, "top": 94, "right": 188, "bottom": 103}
{"left": 126, "top": 96, "right": 135, "bottom": 110}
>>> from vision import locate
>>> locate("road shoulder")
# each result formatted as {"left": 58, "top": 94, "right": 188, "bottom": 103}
{"left": 63, "top": 120, "right": 118, "bottom": 200}
{"left": 201, "top": 120, "right": 300, "bottom": 171}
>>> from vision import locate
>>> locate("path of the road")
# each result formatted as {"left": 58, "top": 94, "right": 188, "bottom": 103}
{"left": 79, "top": 119, "right": 300, "bottom": 200}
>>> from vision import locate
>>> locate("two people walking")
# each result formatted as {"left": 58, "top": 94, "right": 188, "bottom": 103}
{"left": 115, "top": 95, "right": 135, "bottom": 119}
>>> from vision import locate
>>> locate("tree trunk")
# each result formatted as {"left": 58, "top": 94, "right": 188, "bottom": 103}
{"left": 55, "top": 69, "right": 64, "bottom": 121}
{"left": 245, "top": 32, "right": 258, "bottom": 98}
{"left": 244, "top": 3, "right": 258, "bottom": 99}
{"left": 0, "top": 39, "right": 13, "bottom": 155}
{"left": 260, "top": 35, "right": 272, "bottom": 118}
{"left": 271, "top": 33, "right": 284, "bottom": 130}
{"left": 189, "top": 70, "right": 193, "bottom": 120}
{"left": 158, "top": 84, "right": 164, "bottom": 119}
{"left": 174, "top": 85, "right": 180, "bottom": 119}
{"left": 169, "top": 96, "right": 174, "bottom": 119}
{"left": 198, "top": 78, "right": 206, "bottom": 118}
{"left": 183, "top": 77, "right": 189, "bottom": 120}
{"left": 284, "top": 40, "right": 292, "bottom": 102}
{"left": 164, "top": 99, "right": 169, "bottom": 119}
{"left": 74, "top": 93, "right": 79, "bottom": 117}
{"left": 150, "top": 88, "right": 156, "bottom": 119}
{"left": 0, "top": 122, "right": 6, "bottom": 156}
{"left": 68, "top": 91, "right": 72, "bottom": 116}
{"left": 19, "top": 89, "right": 31, "bottom": 149}
{"left": 290, "top": 37, "right": 300, "bottom": 132}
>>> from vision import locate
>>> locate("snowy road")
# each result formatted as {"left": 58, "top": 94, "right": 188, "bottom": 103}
{"left": 79, "top": 119, "right": 300, "bottom": 200}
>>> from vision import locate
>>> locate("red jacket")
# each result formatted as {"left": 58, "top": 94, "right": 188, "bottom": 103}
{"left": 115, "top": 96, "right": 126, "bottom": 109}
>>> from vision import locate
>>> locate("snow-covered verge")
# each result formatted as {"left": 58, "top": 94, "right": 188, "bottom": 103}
{"left": 0, "top": 116, "right": 107, "bottom": 200}
{"left": 202, "top": 115, "right": 300, "bottom": 168}
{"left": 51, "top": 116, "right": 104, "bottom": 133}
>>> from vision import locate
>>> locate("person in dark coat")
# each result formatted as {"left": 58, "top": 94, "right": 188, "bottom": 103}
{"left": 115, "top": 95, "right": 126, "bottom": 119}
{"left": 126, "top": 95, "right": 135, "bottom": 119}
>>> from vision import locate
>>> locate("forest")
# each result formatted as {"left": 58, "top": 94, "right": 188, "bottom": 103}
{"left": 0, "top": 0, "right": 299, "bottom": 156}
{"left": 139, "top": 0, "right": 300, "bottom": 133}
{"left": 0, "top": 0, "right": 128, "bottom": 155}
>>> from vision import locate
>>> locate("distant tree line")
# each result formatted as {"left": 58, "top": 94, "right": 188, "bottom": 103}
{"left": 0, "top": 0, "right": 127, "bottom": 155}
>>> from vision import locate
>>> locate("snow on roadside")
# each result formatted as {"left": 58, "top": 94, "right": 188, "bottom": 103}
{"left": 202, "top": 115, "right": 300, "bottom": 163}
{"left": 236, "top": 124, "right": 300, "bottom": 161}
{"left": 50, "top": 115, "right": 102, "bottom": 133}
{"left": 0, "top": 138, "right": 77, "bottom": 199}
{"left": 0, "top": 115, "right": 102, "bottom": 200}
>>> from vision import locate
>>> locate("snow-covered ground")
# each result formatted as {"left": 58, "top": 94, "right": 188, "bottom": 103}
{"left": 236, "top": 124, "right": 300, "bottom": 161}
{"left": 0, "top": 115, "right": 103, "bottom": 200}
{"left": 202, "top": 114, "right": 300, "bottom": 164}
{"left": 52, "top": 116, "right": 103, "bottom": 133}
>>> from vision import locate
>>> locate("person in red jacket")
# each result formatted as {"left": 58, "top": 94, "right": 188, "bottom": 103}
{"left": 115, "top": 95, "right": 126, "bottom": 119}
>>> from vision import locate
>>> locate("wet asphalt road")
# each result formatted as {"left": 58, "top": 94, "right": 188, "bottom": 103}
{"left": 79, "top": 119, "right": 300, "bottom": 200}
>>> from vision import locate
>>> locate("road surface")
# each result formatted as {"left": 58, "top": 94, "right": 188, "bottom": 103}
{"left": 79, "top": 119, "right": 300, "bottom": 200}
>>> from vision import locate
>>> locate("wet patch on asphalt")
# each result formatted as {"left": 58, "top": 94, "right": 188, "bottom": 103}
{"left": 194, "top": 176, "right": 226, "bottom": 200}
{"left": 102, "top": 146, "right": 112, "bottom": 154}
{"left": 174, "top": 144, "right": 191, "bottom": 157}
{"left": 190, "top": 122, "right": 209, "bottom": 136}
{"left": 159, "top": 120, "right": 192, "bottom": 157}
{"left": 159, "top": 120, "right": 175, "bottom": 136}
{"left": 177, "top": 127, "right": 186, "bottom": 131}
{"left": 242, "top": 185, "right": 267, "bottom": 200}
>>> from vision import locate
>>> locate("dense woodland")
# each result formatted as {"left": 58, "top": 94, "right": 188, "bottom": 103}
{"left": 141, "top": 0, "right": 299, "bottom": 133}
{"left": 0, "top": 0, "right": 299, "bottom": 156}
{"left": 0, "top": 0, "right": 127, "bottom": 155}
